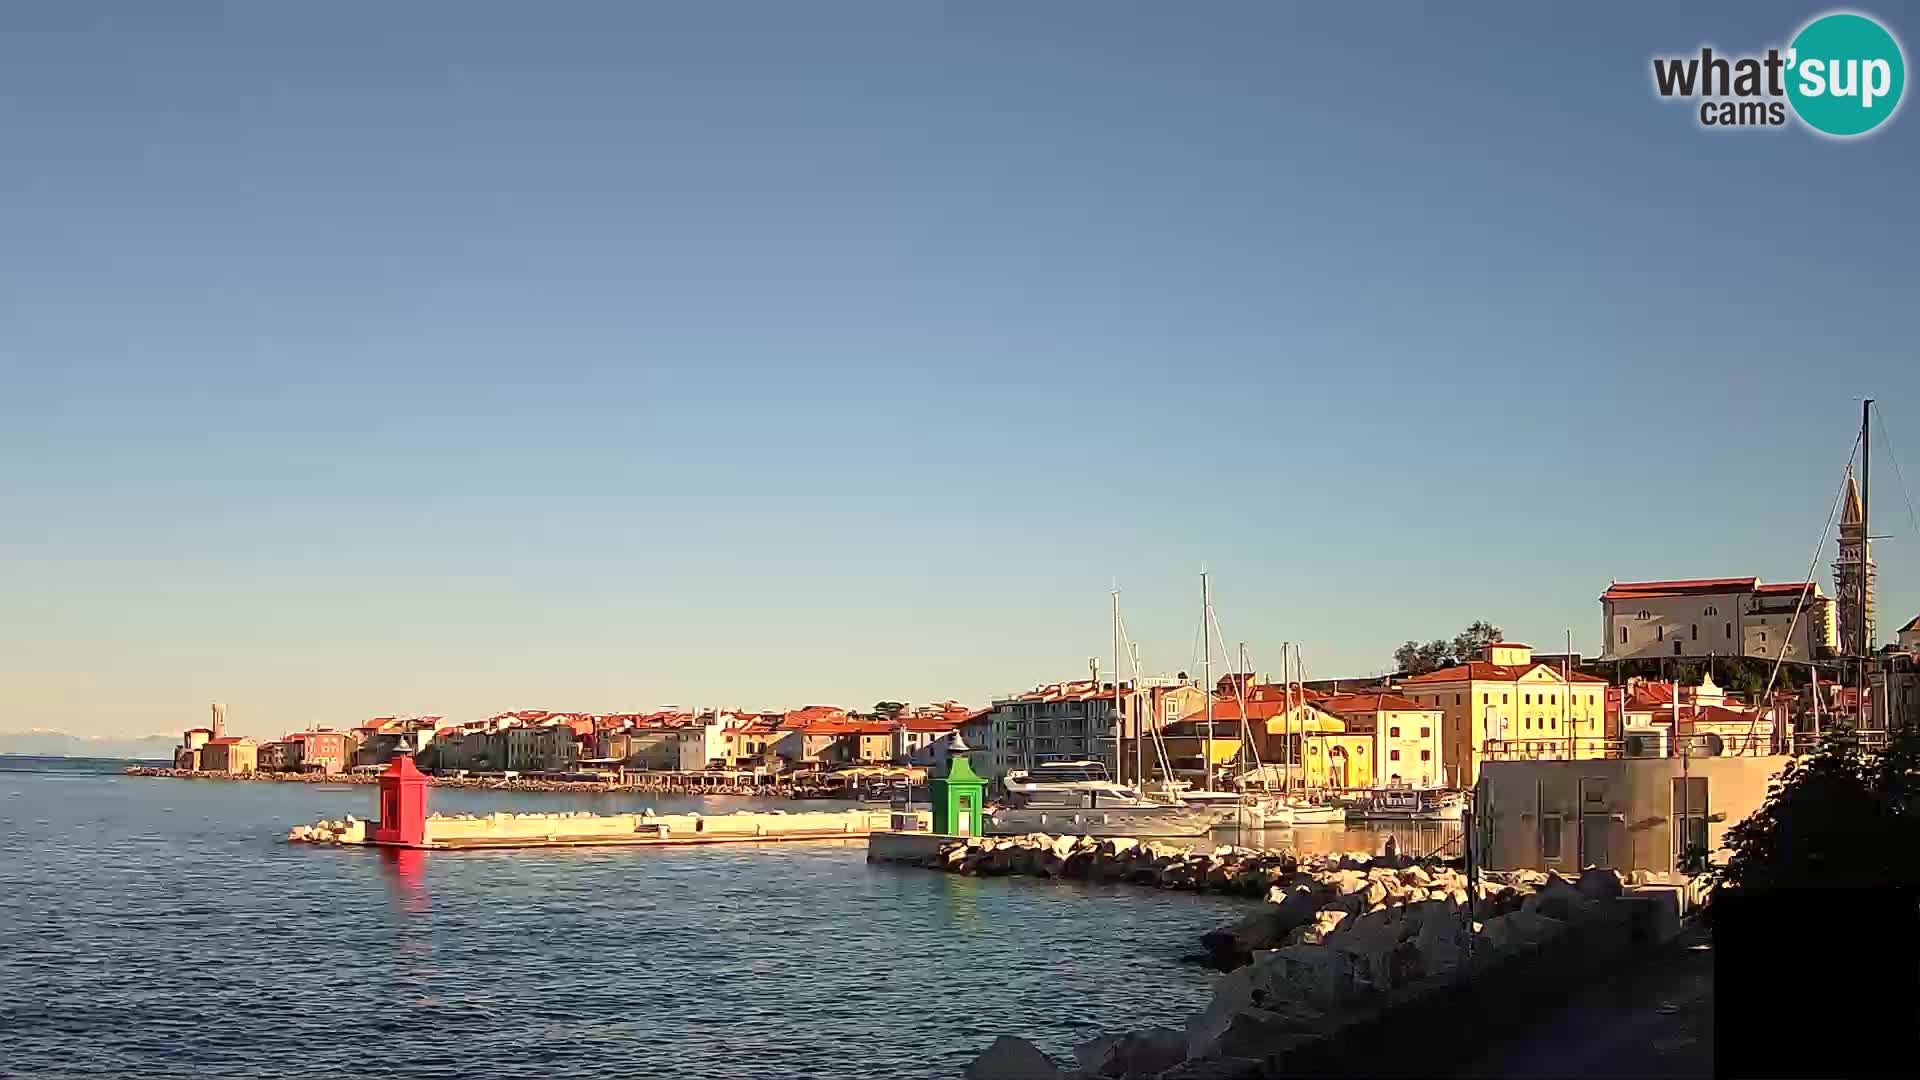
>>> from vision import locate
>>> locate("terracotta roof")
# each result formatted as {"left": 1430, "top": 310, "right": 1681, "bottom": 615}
{"left": 781, "top": 706, "right": 848, "bottom": 729}
{"left": 1402, "top": 662, "right": 1606, "bottom": 685}
{"left": 900, "top": 718, "right": 961, "bottom": 733}
{"left": 1692, "top": 704, "right": 1767, "bottom": 726}
{"left": 1317, "top": 692, "right": 1436, "bottom": 715}
{"left": 205, "top": 736, "right": 251, "bottom": 746}
{"left": 1754, "top": 581, "right": 1821, "bottom": 596}
{"left": 184, "top": 727, "right": 213, "bottom": 735}
{"left": 802, "top": 720, "right": 895, "bottom": 736}
{"left": 1903, "top": 615, "right": 1920, "bottom": 634}
{"left": 1008, "top": 680, "right": 1115, "bottom": 704}
{"left": 1601, "top": 577, "right": 1757, "bottom": 602}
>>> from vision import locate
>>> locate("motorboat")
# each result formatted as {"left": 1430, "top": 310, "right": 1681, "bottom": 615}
{"left": 1344, "top": 787, "right": 1467, "bottom": 822}
{"left": 1239, "top": 794, "right": 1347, "bottom": 828}
{"left": 1002, "top": 760, "right": 1140, "bottom": 799}
{"left": 1141, "top": 778, "right": 1250, "bottom": 810}
{"left": 988, "top": 761, "right": 1234, "bottom": 837}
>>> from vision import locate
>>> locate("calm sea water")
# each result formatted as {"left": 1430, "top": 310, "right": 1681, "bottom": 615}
{"left": 0, "top": 758, "right": 1256, "bottom": 1079}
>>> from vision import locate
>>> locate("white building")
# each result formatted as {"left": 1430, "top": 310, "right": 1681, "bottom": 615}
{"left": 1600, "top": 577, "right": 1837, "bottom": 662}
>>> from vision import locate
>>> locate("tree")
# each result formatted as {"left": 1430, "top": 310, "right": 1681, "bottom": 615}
{"left": 872, "top": 701, "right": 907, "bottom": 721}
{"left": 1392, "top": 620, "right": 1504, "bottom": 675}
{"left": 1394, "top": 639, "right": 1453, "bottom": 676}
{"left": 1715, "top": 721, "right": 1920, "bottom": 890}
{"left": 1450, "top": 620, "right": 1504, "bottom": 664}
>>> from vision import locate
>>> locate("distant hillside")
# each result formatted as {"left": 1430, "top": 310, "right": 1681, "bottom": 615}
{"left": 0, "top": 730, "right": 179, "bottom": 762}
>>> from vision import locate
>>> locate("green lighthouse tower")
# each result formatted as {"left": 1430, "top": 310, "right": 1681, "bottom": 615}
{"left": 930, "top": 733, "right": 987, "bottom": 837}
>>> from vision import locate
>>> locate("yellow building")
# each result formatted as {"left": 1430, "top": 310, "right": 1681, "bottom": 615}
{"left": 1397, "top": 642, "right": 1610, "bottom": 786}
{"left": 1315, "top": 692, "right": 1446, "bottom": 788}
{"left": 200, "top": 736, "right": 257, "bottom": 774}
{"left": 1251, "top": 689, "right": 1352, "bottom": 789}
{"left": 1299, "top": 730, "right": 1373, "bottom": 789}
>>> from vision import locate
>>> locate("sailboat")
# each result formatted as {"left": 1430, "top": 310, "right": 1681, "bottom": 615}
{"left": 1240, "top": 642, "right": 1346, "bottom": 827}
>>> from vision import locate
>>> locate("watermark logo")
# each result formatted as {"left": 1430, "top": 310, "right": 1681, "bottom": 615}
{"left": 1652, "top": 10, "right": 1905, "bottom": 137}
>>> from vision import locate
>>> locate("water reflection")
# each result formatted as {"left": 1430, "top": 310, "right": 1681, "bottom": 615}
{"left": 379, "top": 846, "right": 430, "bottom": 914}
{"left": 937, "top": 871, "right": 984, "bottom": 929}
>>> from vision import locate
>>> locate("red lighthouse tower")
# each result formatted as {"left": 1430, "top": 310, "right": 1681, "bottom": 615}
{"left": 369, "top": 755, "right": 429, "bottom": 848}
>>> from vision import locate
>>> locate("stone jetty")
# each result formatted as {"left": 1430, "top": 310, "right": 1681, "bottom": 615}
{"left": 289, "top": 807, "right": 927, "bottom": 849}
{"left": 909, "top": 833, "right": 1685, "bottom": 1080}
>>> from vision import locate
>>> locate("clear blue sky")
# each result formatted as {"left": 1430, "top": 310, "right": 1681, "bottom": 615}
{"left": 4, "top": 2, "right": 1917, "bottom": 737}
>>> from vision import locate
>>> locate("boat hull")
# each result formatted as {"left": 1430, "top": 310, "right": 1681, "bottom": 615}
{"left": 1344, "top": 790, "right": 1466, "bottom": 822}
{"left": 984, "top": 805, "right": 1230, "bottom": 837}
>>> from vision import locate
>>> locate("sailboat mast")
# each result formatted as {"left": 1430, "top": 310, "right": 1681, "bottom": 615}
{"left": 1111, "top": 586, "right": 1122, "bottom": 783}
{"left": 1281, "top": 642, "right": 1291, "bottom": 796}
{"left": 1202, "top": 570, "right": 1213, "bottom": 793}
{"left": 1564, "top": 628, "right": 1573, "bottom": 762}
{"left": 1131, "top": 642, "right": 1143, "bottom": 786}
{"left": 1860, "top": 399, "right": 1872, "bottom": 723}
{"left": 1292, "top": 643, "right": 1303, "bottom": 795}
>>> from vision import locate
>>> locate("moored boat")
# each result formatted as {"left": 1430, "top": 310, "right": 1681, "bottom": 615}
{"left": 987, "top": 761, "right": 1233, "bottom": 836}
{"left": 1344, "top": 786, "right": 1466, "bottom": 822}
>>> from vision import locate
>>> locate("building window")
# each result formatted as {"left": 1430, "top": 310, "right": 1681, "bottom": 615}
{"left": 1725, "top": 623, "right": 1732, "bottom": 639}
{"left": 1390, "top": 726, "right": 1401, "bottom": 737}
{"left": 1657, "top": 626, "right": 1664, "bottom": 641}
{"left": 1637, "top": 610, "right": 1651, "bottom": 621}
{"left": 1674, "top": 641, "right": 1683, "bottom": 655}
{"left": 1691, "top": 623, "right": 1698, "bottom": 640}
{"left": 1760, "top": 632, "right": 1768, "bottom": 643}
{"left": 1502, "top": 694, "right": 1508, "bottom": 704}
{"left": 1420, "top": 726, "right": 1431, "bottom": 737}
{"left": 1390, "top": 749, "right": 1401, "bottom": 761}
{"left": 1619, "top": 626, "right": 1628, "bottom": 644}
{"left": 1421, "top": 750, "right": 1432, "bottom": 761}
{"left": 1704, "top": 605, "right": 1718, "bottom": 616}
{"left": 1524, "top": 693, "right": 1532, "bottom": 705}
{"left": 1482, "top": 694, "right": 1490, "bottom": 704}
{"left": 1673, "top": 777, "right": 1709, "bottom": 871}
{"left": 1455, "top": 694, "right": 1462, "bottom": 705}
{"left": 1541, "top": 815, "right": 1564, "bottom": 861}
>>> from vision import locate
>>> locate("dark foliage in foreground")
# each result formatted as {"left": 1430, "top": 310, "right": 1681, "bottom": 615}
{"left": 1716, "top": 721, "right": 1920, "bottom": 890}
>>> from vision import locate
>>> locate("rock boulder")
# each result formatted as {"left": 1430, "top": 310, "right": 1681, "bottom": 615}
{"left": 964, "top": 1036, "right": 1062, "bottom": 1080}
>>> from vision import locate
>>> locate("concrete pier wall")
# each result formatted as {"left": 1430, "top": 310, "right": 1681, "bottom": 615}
{"left": 420, "top": 808, "right": 928, "bottom": 846}
{"left": 867, "top": 830, "right": 952, "bottom": 864}
{"left": 290, "top": 809, "right": 932, "bottom": 849}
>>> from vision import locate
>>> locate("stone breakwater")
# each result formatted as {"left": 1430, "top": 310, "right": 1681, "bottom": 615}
{"left": 921, "top": 834, "right": 1677, "bottom": 1080}
{"left": 289, "top": 807, "right": 923, "bottom": 849}
{"left": 124, "top": 767, "right": 805, "bottom": 797}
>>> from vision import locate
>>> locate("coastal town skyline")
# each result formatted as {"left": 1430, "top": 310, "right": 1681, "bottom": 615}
{"left": 6, "top": 3, "right": 1920, "bottom": 736}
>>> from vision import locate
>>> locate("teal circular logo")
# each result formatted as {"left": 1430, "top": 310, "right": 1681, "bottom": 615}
{"left": 1787, "top": 12, "right": 1906, "bottom": 136}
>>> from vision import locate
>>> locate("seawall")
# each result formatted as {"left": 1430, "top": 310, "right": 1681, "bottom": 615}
{"left": 291, "top": 808, "right": 931, "bottom": 849}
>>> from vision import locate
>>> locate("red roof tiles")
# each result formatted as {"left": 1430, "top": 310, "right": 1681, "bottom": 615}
{"left": 1317, "top": 692, "right": 1436, "bottom": 715}
{"left": 1600, "top": 577, "right": 1757, "bottom": 602}
{"left": 1402, "top": 662, "right": 1606, "bottom": 685}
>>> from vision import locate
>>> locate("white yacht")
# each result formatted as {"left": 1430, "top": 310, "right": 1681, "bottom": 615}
{"left": 988, "top": 761, "right": 1232, "bottom": 837}
{"left": 1344, "top": 786, "right": 1466, "bottom": 822}
{"left": 1244, "top": 795, "right": 1347, "bottom": 827}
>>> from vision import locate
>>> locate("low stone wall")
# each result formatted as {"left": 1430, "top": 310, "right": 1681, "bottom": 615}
{"left": 288, "top": 808, "right": 929, "bottom": 847}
